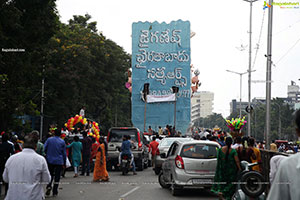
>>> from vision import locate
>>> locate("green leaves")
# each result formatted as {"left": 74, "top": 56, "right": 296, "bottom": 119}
{"left": 45, "top": 14, "right": 131, "bottom": 133}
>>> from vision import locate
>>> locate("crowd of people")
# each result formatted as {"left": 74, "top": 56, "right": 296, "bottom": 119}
{"left": 1, "top": 108, "right": 300, "bottom": 200}
{"left": 0, "top": 125, "right": 109, "bottom": 199}
{"left": 147, "top": 125, "right": 181, "bottom": 137}
{"left": 208, "top": 109, "right": 300, "bottom": 200}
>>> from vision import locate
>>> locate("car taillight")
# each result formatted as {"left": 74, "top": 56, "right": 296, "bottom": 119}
{"left": 138, "top": 143, "right": 142, "bottom": 150}
{"left": 175, "top": 155, "right": 184, "bottom": 169}
{"left": 107, "top": 131, "right": 110, "bottom": 143}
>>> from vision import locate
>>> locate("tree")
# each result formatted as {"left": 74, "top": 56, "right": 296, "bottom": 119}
{"left": 0, "top": 0, "right": 59, "bottom": 131}
{"left": 195, "top": 113, "right": 227, "bottom": 130}
{"left": 44, "top": 14, "right": 132, "bottom": 134}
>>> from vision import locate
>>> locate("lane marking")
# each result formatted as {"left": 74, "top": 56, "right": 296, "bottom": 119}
{"left": 120, "top": 186, "right": 140, "bottom": 198}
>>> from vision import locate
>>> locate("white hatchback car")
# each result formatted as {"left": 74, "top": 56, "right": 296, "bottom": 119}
{"left": 159, "top": 140, "right": 220, "bottom": 196}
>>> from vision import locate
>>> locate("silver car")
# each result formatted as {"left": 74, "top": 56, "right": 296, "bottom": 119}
{"left": 154, "top": 137, "right": 193, "bottom": 175}
{"left": 159, "top": 140, "right": 220, "bottom": 196}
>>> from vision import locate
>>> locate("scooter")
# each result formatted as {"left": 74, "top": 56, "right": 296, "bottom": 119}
{"left": 232, "top": 161, "right": 266, "bottom": 200}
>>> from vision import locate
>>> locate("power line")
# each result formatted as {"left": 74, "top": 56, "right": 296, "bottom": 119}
{"left": 274, "top": 19, "right": 300, "bottom": 37}
{"left": 252, "top": 9, "right": 266, "bottom": 69}
{"left": 273, "top": 36, "right": 300, "bottom": 66}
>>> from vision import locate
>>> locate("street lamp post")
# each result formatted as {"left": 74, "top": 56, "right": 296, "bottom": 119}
{"left": 40, "top": 65, "right": 45, "bottom": 141}
{"left": 243, "top": 0, "right": 258, "bottom": 137}
{"left": 226, "top": 70, "right": 249, "bottom": 117}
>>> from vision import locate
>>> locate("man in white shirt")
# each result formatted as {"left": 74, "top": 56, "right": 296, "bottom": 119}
{"left": 2, "top": 133, "right": 51, "bottom": 200}
{"left": 79, "top": 106, "right": 85, "bottom": 117}
{"left": 232, "top": 136, "right": 243, "bottom": 149}
{"left": 267, "top": 109, "right": 300, "bottom": 200}
{"left": 269, "top": 155, "right": 287, "bottom": 184}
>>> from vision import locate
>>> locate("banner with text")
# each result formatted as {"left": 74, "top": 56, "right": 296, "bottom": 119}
{"left": 147, "top": 94, "right": 176, "bottom": 103}
{"left": 131, "top": 20, "right": 191, "bottom": 133}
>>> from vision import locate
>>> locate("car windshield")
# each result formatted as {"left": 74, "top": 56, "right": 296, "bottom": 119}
{"left": 109, "top": 129, "right": 138, "bottom": 142}
{"left": 181, "top": 144, "right": 218, "bottom": 159}
{"left": 160, "top": 138, "right": 191, "bottom": 147}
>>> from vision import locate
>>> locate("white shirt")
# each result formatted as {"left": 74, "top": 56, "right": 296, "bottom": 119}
{"left": 79, "top": 108, "right": 85, "bottom": 117}
{"left": 267, "top": 153, "right": 300, "bottom": 200}
{"left": 232, "top": 143, "right": 242, "bottom": 149}
{"left": 3, "top": 148, "right": 51, "bottom": 200}
{"left": 269, "top": 155, "right": 287, "bottom": 184}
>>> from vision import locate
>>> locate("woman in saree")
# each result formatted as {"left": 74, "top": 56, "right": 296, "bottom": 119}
{"left": 93, "top": 137, "right": 109, "bottom": 182}
{"left": 211, "top": 137, "right": 241, "bottom": 200}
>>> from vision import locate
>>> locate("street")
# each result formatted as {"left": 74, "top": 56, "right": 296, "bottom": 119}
{"left": 11, "top": 168, "right": 217, "bottom": 200}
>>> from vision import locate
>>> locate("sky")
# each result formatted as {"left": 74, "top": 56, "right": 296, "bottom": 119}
{"left": 56, "top": 0, "right": 300, "bottom": 117}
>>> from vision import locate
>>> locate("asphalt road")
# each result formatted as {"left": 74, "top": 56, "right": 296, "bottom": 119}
{"left": 1, "top": 168, "right": 218, "bottom": 200}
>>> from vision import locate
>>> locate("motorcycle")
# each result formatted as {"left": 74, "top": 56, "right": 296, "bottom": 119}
{"left": 232, "top": 161, "right": 266, "bottom": 200}
{"left": 117, "top": 147, "right": 133, "bottom": 175}
{"left": 120, "top": 154, "right": 132, "bottom": 175}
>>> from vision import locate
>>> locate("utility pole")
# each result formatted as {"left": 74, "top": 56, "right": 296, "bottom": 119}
{"left": 40, "top": 65, "right": 45, "bottom": 141}
{"left": 266, "top": 0, "right": 273, "bottom": 150}
{"left": 243, "top": 0, "right": 258, "bottom": 136}
{"left": 115, "top": 104, "right": 118, "bottom": 127}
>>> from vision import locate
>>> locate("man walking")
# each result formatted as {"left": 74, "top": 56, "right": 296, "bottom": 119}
{"left": 81, "top": 131, "right": 92, "bottom": 176}
{"left": 149, "top": 137, "right": 159, "bottom": 167}
{"left": 3, "top": 133, "right": 50, "bottom": 200}
{"left": 44, "top": 128, "right": 66, "bottom": 197}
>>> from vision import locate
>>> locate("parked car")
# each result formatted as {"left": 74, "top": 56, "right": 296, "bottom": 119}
{"left": 153, "top": 137, "right": 193, "bottom": 175}
{"left": 159, "top": 140, "right": 220, "bottom": 196}
{"left": 106, "top": 127, "right": 149, "bottom": 171}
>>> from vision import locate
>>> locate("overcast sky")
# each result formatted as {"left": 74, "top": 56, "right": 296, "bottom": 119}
{"left": 57, "top": 0, "right": 300, "bottom": 117}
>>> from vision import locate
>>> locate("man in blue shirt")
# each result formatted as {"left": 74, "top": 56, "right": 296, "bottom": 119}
{"left": 44, "top": 128, "right": 66, "bottom": 197}
{"left": 118, "top": 135, "right": 136, "bottom": 175}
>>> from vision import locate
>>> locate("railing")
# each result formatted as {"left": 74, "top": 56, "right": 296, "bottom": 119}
{"left": 260, "top": 149, "right": 290, "bottom": 194}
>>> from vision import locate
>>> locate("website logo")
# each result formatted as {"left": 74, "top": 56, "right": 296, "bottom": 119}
{"left": 263, "top": 1, "right": 299, "bottom": 9}
{"left": 263, "top": 1, "right": 272, "bottom": 9}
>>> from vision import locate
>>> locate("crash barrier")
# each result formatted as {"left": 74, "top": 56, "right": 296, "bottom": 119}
{"left": 260, "top": 149, "right": 290, "bottom": 195}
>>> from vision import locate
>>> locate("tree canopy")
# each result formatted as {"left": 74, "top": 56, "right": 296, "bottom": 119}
{"left": 1, "top": 1, "right": 132, "bottom": 135}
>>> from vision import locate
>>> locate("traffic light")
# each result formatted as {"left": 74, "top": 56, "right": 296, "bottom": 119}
{"left": 143, "top": 83, "right": 150, "bottom": 94}
{"left": 172, "top": 86, "right": 179, "bottom": 94}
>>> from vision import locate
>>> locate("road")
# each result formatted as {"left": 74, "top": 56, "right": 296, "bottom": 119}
{"left": 51, "top": 168, "right": 217, "bottom": 200}
{"left": 0, "top": 168, "right": 218, "bottom": 200}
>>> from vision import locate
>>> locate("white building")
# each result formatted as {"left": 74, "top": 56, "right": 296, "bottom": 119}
{"left": 287, "top": 81, "right": 300, "bottom": 103}
{"left": 191, "top": 91, "right": 214, "bottom": 123}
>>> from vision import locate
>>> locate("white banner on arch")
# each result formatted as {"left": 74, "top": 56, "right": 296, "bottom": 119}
{"left": 147, "top": 94, "right": 176, "bottom": 103}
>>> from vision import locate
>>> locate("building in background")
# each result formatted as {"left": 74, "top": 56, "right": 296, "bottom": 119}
{"left": 230, "top": 98, "right": 264, "bottom": 115}
{"left": 287, "top": 81, "right": 300, "bottom": 105}
{"left": 230, "top": 99, "right": 249, "bottom": 114}
{"left": 191, "top": 91, "right": 214, "bottom": 123}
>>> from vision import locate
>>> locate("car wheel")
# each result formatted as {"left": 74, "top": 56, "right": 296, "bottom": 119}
{"left": 158, "top": 172, "right": 170, "bottom": 189}
{"left": 154, "top": 167, "right": 161, "bottom": 175}
{"left": 171, "top": 183, "right": 181, "bottom": 196}
{"left": 136, "top": 158, "right": 144, "bottom": 171}
{"left": 148, "top": 159, "right": 152, "bottom": 167}
{"left": 240, "top": 171, "right": 266, "bottom": 198}
{"left": 144, "top": 156, "right": 148, "bottom": 169}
